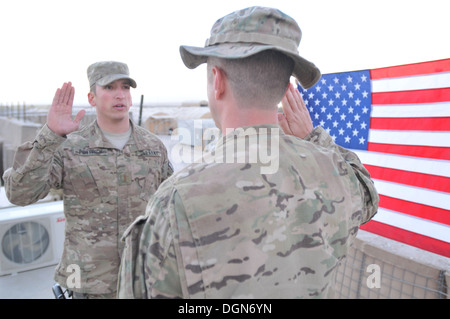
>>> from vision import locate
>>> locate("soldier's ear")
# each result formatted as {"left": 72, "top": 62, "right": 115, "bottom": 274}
{"left": 88, "top": 92, "right": 96, "bottom": 107}
{"left": 212, "top": 67, "right": 226, "bottom": 100}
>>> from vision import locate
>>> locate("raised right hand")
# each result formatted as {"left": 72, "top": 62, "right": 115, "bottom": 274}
{"left": 278, "top": 82, "right": 314, "bottom": 139}
{"left": 47, "top": 82, "right": 85, "bottom": 137}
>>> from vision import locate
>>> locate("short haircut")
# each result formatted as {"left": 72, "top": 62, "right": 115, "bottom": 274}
{"left": 208, "top": 50, "right": 294, "bottom": 109}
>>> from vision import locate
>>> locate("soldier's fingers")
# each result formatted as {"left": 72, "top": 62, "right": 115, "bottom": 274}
{"left": 293, "top": 86, "right": 307, "bottom": 113}
{"left": 61, "top": 82, "right": 73, "bottom": 105}
{"left": 74, "top": 109, "right": 86, "bottom": 126}
{"left": 285, "top": 84, "right": 302, "bottom": 116}
{"left": 277, "top": 113, "right": 292, "bottom": 135}
{"left": 289, "top": 84, "right": 304, "bottom": 113}
{"left": 291, "top": 85, "right": 313, "bottom": 124}
{"left": 292, "top": 87, "right": 309, "bottom": 119}
{"left": 68, "top": 85, "right": 75, "bottom": 107}
{"left": 281, "top": 85, "right": 296, "bottom": 119}
{"left": 53, "top": 82, "right": 68, "bottom": 106}
{"left": 52, "top": 87, "right": 61, "bottom": 107}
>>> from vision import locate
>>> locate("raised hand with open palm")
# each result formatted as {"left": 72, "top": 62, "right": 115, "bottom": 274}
{"left": 47, "top": 82, "right": 86, "bottom": 137}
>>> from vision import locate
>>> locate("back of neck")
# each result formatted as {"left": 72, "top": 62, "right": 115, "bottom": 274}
{"left": 220, "top": 106, "right": 278, "bottom": 132}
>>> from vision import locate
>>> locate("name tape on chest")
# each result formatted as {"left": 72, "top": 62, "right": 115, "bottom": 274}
{"left": 75, "top": 149, "right": 161, "bottom": 157}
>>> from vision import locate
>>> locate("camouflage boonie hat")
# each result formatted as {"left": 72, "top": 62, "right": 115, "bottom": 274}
{"left": 87, "top": 61, "right": 137, "bottom": 88}
{"left": 180, "top": 6, "right": 321, "bottom": 89}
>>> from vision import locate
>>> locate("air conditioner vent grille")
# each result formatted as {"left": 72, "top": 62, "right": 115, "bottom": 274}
{"left": 1, "top": 221, "right": 50, "bottom": 264}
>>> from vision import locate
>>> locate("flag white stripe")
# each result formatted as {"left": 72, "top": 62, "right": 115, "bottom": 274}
{"left": 372, "top": 208, "right": 450, "bottom": 242}
{"left": 353, "top": 150, "right": 450, "bottom": 178}
{"left": 368, "top": 130, "right": 450, "bottom": 147}
{"left": 373, "top": 179, "right": 450, "bottom": 210}
{"left": 371, "top": 72, "right": 450, "bottom": 92}
{"left": 371, "top": 102, "right": 450, "bottom": 118}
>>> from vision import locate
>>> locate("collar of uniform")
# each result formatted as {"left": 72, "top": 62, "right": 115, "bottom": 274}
{"left": 215, "top": 124, "right": 284, "bottom": 150}
{"left": 130, "top": 120, "right": 157, "bottom": 151}
{"left": 89, "top": 120, "right": 137, "bottom": 149}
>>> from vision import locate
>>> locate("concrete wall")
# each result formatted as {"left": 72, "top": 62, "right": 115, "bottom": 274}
{"left": 0, "top": 118, "right": 41, "bottom": 148}
{"left": 0, "top": 114, "right": 97, "bottom": 178}
{"left": 0, "top": 118, "right": 42, "bottom": 180}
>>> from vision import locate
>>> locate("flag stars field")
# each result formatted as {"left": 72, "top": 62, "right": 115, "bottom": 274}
{"left": 301, "top": 69, "right": 371, "bottom": 149}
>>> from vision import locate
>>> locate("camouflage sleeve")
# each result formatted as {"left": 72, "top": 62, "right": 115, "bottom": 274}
{"left": 117, "top": 179, "right": 183, "bottom": 299}
{"left": 117, "top": 215, "right": 148, "bottom": 299}
{"left": 2, "top": 124, "right": 65, "bottom": 206}
{"left": 304, "top": 126, "right": 379, "bottom": 224}
{"left": 162, "top": 147, "right": 174, "bottom": 182}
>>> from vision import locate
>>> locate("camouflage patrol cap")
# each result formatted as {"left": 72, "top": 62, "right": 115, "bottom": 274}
{"left": 180, "top": 6, "right": 321, "bottom": 89}
{"left": 87, "top": 61, "right": 137, "bottom": 88}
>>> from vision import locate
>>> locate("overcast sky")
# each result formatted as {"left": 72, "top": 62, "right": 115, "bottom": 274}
{"left": 1, "top": 0, "right": 449, "bottom": 107}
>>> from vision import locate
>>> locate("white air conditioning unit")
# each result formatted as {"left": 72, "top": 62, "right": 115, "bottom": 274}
{"left": 0, "top": 201, "right": 65, "bottom": 276}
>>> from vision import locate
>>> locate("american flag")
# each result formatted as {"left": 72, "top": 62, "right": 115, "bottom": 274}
{"left": 299, "top": 58, "right": 450, "bottom": 257}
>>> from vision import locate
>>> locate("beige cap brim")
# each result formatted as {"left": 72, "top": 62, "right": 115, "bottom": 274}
{"left": 96, "top": 74, "right": 137, "bottom": 88}
{"left": 180, "top": 43, "right": 321, "bottom": 89}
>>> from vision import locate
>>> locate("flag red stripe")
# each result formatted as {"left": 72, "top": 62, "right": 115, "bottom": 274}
{"left": 370, "top": 117, "right": 450, "bottom": 131}
{"left": 367, "top": 142, "right": 450, "bottom": 160}
{"left": 370, "top": 59, "right": 450, "bottom": 80}
{"left": 378, "top": 195, "right": 450, "bottom": 225}
{"left": 360, "top": 220, "right": 450, "bottom": 257}
{"left": 364, "top": 164, "right": 450, "bottom": 193}
{"left": 372, "top": 88, "right": 450, "bottom": 105}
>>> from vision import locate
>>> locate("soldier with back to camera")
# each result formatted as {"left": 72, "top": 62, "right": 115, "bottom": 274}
{"left": 118, "top": 7, "right": 379, "bottom": 298}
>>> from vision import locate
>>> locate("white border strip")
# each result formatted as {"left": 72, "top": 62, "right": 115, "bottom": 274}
{"left": 371, "top": 102, "right": 450, "bottom": 118}
{"left": 368, "top": 130, "right": 450, "bottom": 147}
{"left": 372, "top": 72, "right": 450, "bottom": 92}
{"left": 353, "top": 149, "right": 450, "bottom": 178}
{"left": 372, "top": 208, "right": 450, "bottom": 243}
{"left": 373, "top": 179, "right": 450, "bottom": 211}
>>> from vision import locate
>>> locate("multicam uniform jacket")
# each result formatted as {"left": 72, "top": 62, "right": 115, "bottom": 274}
{"left": 117, "top": 124, "right": 379, "bottom": 298}
{"left": 3, "top": 120, "right": 173, "bottom": 294}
